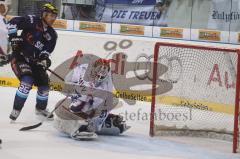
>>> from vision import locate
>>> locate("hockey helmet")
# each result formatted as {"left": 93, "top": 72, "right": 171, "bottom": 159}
{"left": 41, "top": 3, "right": 58, "bottom": 15}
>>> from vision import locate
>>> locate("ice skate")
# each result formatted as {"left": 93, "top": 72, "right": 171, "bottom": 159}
{"left": 9, "top": 109, "right": 21, "bottom": 122}
{"left": 35, "top": 108, "right": 54, "bottom": 120}
{"left": 71, "top": 125, "right": 98, "bottom": 140}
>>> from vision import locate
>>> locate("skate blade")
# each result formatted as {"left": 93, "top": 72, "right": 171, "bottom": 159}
{"left": 125, "top": 126, "right": 131, "bottom": 131}
{"left": 121, "top": 125, "right": 131, "bottom": 133}
{"left": 10, "top": 120, "right": 16, "bottom": 124}
{"left": 36, "top": 115, "right": 54, "bottom": 121}
{"left": 72, "top": 132, "right": 98, "bottom": 141}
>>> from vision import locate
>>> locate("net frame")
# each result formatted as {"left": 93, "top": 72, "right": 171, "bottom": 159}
{"left": 150, "top": 42, "right": 240, "bottom": 153}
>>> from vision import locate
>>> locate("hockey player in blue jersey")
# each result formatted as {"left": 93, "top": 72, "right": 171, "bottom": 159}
{"left": 8, "top": 3, "right": 58, "bottom": 121}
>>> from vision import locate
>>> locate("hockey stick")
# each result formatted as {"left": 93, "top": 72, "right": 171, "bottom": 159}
{"left": 19, "top": 95, "right": 68, "bottom": 131}
{"left": 0, "top": 46, "right": 4, "bottom": 55}
{"left": 19, "top": 69, "right": 66, "bottom": 131}
{"left": 46, "top": 68, "right": 65, "bottom": 81}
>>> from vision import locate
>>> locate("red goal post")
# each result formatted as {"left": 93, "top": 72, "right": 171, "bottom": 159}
{"left": 150, "top": 42, "right": 240, "bottom": 153}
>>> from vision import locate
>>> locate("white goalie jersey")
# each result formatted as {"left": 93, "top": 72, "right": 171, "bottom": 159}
{"left": 54, "top": 62, "right": 129, "bottom": 138}
{"left": 65, "top": 63, "right": 113, "bottom": 112}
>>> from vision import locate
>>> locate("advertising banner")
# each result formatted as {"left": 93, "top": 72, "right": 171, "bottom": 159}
{"left": 96, "top": 4, "right": 167, "bottom": 26}
{"left": 120, "top": 24, "right": 144, "bottom": 35}
{"left": 104, "top": 0, "right": 156, "bottom": 5}
{"left": 160, "top": 28, "right": 183, "bottom": 38}
{"left": 198, "top": 29, "right": 221, "bottom": 41}
{"left": 208, "top": 0, "right": 240, "bottom": 32}
{"left": 79, "top": 22, "right": 106, "bottom": 32}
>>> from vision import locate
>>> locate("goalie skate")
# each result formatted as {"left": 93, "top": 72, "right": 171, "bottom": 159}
{"left": 97, "top": 114, "right": 131, "bottom": 136}
{"left": 97, "top": 122, "right": 131, "bottom": 136}
{"left": 71, "top": 125, "right": 98, "bottom": 140}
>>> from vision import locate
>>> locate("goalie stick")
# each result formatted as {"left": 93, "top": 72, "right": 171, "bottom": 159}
{"left": 0, "top": 46, "right": 4, "bottom": 55}
{"left": 19, "top": 96, "right": 68, "bottom": 131}
{"left": 46, "top": 68, "right": 64, "bottom": 81}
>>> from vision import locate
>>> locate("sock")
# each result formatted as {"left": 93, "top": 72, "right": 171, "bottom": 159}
{"left": 36, "top": 86, "right": 49, "bottom": 110}
{"left": 13, "top": 76, "right": 33, "bottom": 111}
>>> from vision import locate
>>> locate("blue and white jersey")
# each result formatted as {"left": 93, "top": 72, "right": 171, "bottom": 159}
{"left": 8, "top": 15, "right": 57, "bottom": 60}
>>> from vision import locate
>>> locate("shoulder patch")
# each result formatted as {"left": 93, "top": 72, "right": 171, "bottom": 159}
{"left": 27, "top": 15, "right": 35, "bottom": 24}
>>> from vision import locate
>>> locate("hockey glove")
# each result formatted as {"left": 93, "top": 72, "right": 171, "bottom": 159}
{"left": 36, "top": 58, "right": 51, "bottom": 69}
{"left": 0, "top": 54, "right": 11, "bottom": 67}
{"left": 36, "top": 51, "right": 51, "bottom": 69}
{"left": 10, "top": 36, "right": 23, "bottom": 52}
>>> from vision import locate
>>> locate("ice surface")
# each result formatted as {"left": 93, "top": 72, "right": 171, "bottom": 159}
{"left": 0, "top": 86, "right": 239, "bottom": 159}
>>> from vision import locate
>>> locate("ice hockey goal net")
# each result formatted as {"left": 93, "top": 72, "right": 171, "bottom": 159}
{"left": 150, "top": 42, "right": 240, "bottom": 153}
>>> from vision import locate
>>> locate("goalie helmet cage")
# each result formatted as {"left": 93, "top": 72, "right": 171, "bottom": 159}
{"left": 150, "top": 42, "right": 240, "bottom": 153}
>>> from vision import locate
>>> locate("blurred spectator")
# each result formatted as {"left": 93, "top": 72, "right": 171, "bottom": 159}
{"left": 156, "top": 0, "right": 171, "bottom": 12}
{"left": 0, "top": 0, "right": 11, "bottom": 16}
{"left": 155, "top": 0, "right": 172, "bottom": 26}
{"left": 18, "top": 0, "right": 55, "bottom": 16}
{"left": 0, "top": 3, "right": 7, "bottom": 16}
{"left": 0, "top": 0, "right": 10, "bottom": 56}
{"left": 62, "top": 3, "right": 96, "bottom": 21}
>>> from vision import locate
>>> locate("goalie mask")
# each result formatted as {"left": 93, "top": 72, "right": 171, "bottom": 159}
{"left": 91, "top": 58, "right": 110, "bottom": 84}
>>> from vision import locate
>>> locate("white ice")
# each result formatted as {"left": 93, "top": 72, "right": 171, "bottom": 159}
{"left": 0, "top": 86, "right": 239, "bottom": 159}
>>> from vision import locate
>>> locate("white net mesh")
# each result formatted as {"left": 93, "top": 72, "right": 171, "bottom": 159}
{"left": 152, "top": 43, "right": 239, "bottom": 150}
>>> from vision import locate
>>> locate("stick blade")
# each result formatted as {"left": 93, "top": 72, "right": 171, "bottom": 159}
{"left": 19, "top": 122, "right": 42, "bottom": 131}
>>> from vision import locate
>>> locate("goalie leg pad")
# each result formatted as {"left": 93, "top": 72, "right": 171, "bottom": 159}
{"left": 54, "top": 116, "right": 85, "bottom": 135}
{"left": 96, "top": 114, "right": 130, "bottom": 136}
